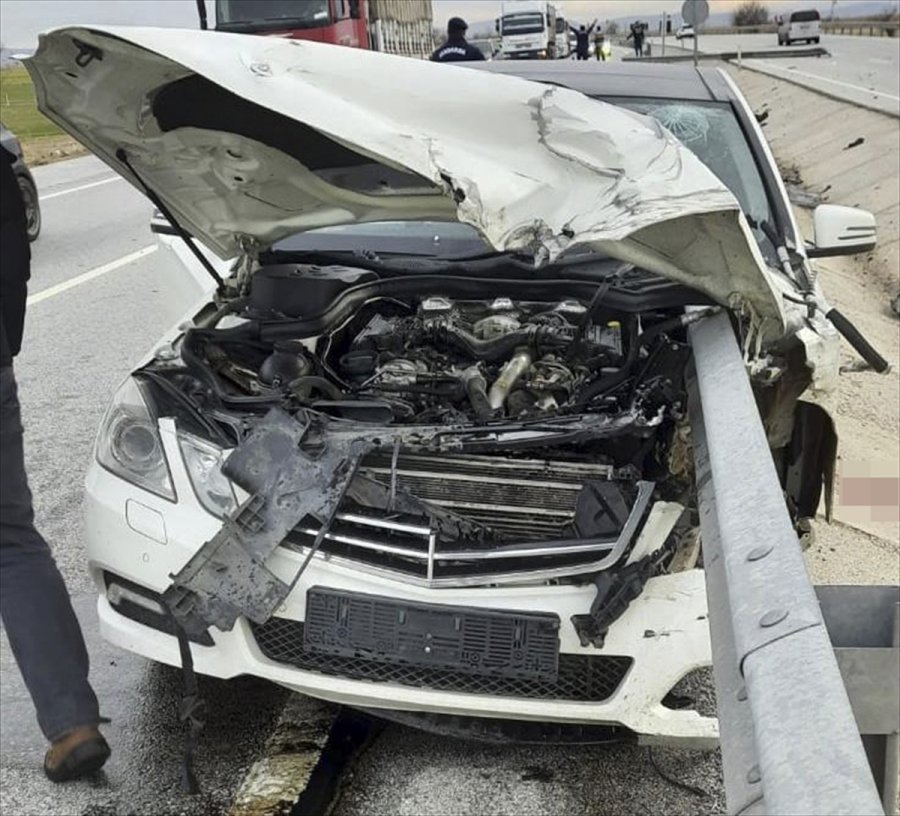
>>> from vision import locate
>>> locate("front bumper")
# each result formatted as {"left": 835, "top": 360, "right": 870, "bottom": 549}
{"left": 85, "top": 428, "right": 716, "bottom": 747}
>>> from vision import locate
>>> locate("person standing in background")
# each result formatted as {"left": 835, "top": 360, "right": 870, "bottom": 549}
{"left": 1, "top": 146, "right": 110, "bottom": 782}
{"left": 431, "top": 17, "right": 486, "bottom": 62}
{"left": 595, "top": 31, "right": 612, "bottom": 61}
{"left": 569, "top": 20, "right": 598, "bottom": 61}
{"left": 627, "top": 21, "right": 646, "bottom": 57}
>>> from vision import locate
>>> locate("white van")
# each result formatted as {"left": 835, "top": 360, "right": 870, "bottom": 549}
{"left": 776, "top": 9, "right": 821, "bottom": 45}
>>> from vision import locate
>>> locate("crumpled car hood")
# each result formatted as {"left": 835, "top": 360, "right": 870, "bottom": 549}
{"left": 26, "top": 26, "right": 785, "bottom": 334}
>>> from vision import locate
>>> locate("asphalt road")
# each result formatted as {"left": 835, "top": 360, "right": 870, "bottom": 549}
{"left": 645, "top": 32, "right": 900, "bottom": 114}
{"left": 0, "top": 153, "right": 727, "bottom": 816}
{"left": 0, "top": 156, "right": 288, "bottom": 816}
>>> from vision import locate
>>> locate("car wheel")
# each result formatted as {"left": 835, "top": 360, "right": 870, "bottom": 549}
{"left": 814, "top": 37, "right": 820, "bottom": 44}
{"left": 17, "top": 175, "right": 41, "bottom": 242}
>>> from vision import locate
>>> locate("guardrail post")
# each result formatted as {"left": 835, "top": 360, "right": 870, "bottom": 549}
{"left": 688, "top": 312, "right": 884, "bottom": 815}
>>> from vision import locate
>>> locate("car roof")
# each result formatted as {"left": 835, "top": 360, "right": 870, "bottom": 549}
{"left": 473, "top": 61, "right": 736, "bottom": 104}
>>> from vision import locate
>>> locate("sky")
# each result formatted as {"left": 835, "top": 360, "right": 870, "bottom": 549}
{"left": 0, "top": 0, "right": 896, "bottom": 48}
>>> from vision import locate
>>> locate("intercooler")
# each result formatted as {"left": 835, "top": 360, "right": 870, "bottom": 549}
{"left": 283, "top": 453, "right": 654, "bottom": 587}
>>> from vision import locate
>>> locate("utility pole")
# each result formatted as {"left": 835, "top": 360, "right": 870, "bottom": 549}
{"left": 661, "top": 12, "right": 667, "bottom": 56}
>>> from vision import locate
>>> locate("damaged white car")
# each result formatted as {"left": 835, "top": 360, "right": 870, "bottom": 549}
{"left": 27, "top": 28, "right": 886, "bottom": 746}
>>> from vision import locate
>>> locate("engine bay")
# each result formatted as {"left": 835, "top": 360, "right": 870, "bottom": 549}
{"left": 167, "top": 263, "right": 697, "bottom": 434}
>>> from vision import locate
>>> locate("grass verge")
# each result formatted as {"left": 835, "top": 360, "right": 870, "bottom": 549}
{"left": 1, "top": 65, "right": 87, "bottom": 165}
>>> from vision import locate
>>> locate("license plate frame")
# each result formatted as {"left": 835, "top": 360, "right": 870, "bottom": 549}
{"left": 303, "top": 587, "right": 560, "bottom": 681}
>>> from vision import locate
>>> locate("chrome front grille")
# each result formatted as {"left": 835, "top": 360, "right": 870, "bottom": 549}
{"left": 282, "top": 453, "right": 653, "bottom": 587}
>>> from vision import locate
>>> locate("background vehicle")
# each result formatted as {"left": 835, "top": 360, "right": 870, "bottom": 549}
{"left": 776, "top": 9, "right": 821, "bottom": 45}
{"left": 675, "top": 23, "right": 695, "bottom": 40}
{"left": 206, "top": 0, "right": 434, "bottom": 56}
{"left": 0, "top": 122, "right": 40, "bottom": 241}
{"left": 555, "top": 15, "right": 571, "bottom": 58}
{"left": 496, "top": 0, "right": 557, "bottom": 59}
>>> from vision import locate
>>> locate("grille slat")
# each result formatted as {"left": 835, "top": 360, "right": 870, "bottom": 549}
{"left": 252, "top": 618, "right": 632, "bottom": 702}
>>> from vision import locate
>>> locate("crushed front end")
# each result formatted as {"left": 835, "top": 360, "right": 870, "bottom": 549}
{"left": 86, "top": 262, "right": 717, "bottom": 745}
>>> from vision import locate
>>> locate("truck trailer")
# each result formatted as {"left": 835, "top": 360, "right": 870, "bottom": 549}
{"left": 205, "top": 0, "right": 434, "bottom": 58}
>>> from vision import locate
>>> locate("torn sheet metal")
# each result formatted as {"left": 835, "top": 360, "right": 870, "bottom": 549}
{"left": 26, "top": 26, "right": 784, "bottom": 334}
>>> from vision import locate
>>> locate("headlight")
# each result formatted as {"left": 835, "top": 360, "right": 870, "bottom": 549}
{"left": 95, "top": 377, "right": 175, "bottom": 501}
{"left": 178, "top": 432, "right": 237, "bottom": 518}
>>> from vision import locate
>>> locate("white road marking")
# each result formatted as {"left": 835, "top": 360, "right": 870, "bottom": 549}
{"left": 41, "top": 176, "right": 123, "bottom": 201}
{"left": 27, "top": 245, "right": 158, "bottom": 305}
{"left": 745, "top": 59, "right": 900, "bottom": 101}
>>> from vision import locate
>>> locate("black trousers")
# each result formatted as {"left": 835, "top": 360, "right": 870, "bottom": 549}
{"left": 0, "top": 364, "right": 100, "bottom": 740}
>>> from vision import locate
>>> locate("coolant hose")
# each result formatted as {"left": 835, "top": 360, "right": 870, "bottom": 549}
{"left": 288, "top": 376, "right": 343, "bottom": 401}
{"left": 463, "top": 369, "right": 495, "bottom": 421}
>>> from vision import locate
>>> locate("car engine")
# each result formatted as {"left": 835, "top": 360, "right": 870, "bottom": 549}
{"left": 331, "top": 295, "right": 626, "bottom": 423}
{"left": 172, "top": 267, "right": 694, "bottom": 435}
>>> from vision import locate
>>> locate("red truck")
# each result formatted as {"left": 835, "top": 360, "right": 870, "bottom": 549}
{"left": 199, "top": 0, "right": 434, "bottom": 57}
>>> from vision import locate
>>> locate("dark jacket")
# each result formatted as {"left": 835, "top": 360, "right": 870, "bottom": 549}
{"left": 570, "top": 23, "right": 597, "bottom": 54}
{"left": 430, "top": 35, "right": 486, "bottom": 62}
{"left": 0, "top": 147, "right": 31, "bottom": 367}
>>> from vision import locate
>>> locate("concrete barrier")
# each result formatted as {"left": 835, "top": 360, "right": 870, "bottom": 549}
{"left": 726, "top": 64, "right": 899, "bottom": 299}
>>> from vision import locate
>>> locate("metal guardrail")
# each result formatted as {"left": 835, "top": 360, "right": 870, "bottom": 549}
{"left": 685, "top": 19, "right": 898, "bottom": 37}
{"left": 624, "top": 47, "right": 829, "bottom": 63}
{"left": 822, "top": 20, "right": 898, "bottom": 37}
{"left": 687, "top": 311, "right": 888, "bottom": 815}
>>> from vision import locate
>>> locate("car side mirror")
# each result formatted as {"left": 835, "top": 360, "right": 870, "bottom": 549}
{"left": 806, "top": 204, "right": 877, "bottom": 258}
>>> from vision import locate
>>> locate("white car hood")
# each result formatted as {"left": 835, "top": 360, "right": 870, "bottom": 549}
{"left": 26, "top": 26, "right": 785, "bottom": 334}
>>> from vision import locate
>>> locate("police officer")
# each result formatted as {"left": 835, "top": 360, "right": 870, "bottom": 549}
{"left": 431, "top": 17, "right": 486, "bottom": 62}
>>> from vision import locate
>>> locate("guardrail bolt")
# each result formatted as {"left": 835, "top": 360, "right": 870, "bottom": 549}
{"left": 747, "top": 544, "right": 773, "bottom": 561}
{"left": 760, "top": 608, "right": 789, "bottom": 627}
{"left": 747, "top": 765, "right": 761, "bottom": 784}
